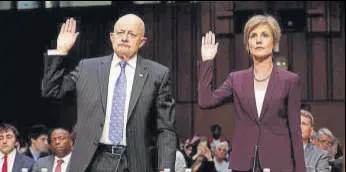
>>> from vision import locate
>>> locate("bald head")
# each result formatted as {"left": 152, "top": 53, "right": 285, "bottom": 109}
{"left": 114, "top": 14, "right": 145, "bottom": 37}
{"left": 110, "top": 13, "right": 147, "bottom": 60}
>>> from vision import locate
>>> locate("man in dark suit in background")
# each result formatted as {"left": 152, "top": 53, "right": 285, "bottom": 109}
{"left": 300, "top": 110, "right": 329, "bottom": 172}
{"left": 42, "top": 13, "right": 176, "bottom": 172}
{"left": 32, "top": 127, "right": 73, "bottom": 172}
{"left": 0, "top": 123, "right": 34, "bottom": 172}
{"left": 23, "top": 124, "right": 50, "bottom": 161}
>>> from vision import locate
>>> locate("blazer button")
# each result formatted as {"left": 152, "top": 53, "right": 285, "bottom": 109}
{"left": 100, "top": 123, "right": 104, "bottom": 127}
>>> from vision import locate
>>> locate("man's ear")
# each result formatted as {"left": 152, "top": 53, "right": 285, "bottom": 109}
{"left": 15, "top": 141, "right": 19, "bottom": 148}
{"left": 110, "top": 32, "right": 115, "bottom": 43}
{"left": 139, "top": 37, "right": 147, "bottom": 48}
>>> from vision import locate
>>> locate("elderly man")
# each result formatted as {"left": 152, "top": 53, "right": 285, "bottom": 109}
{"left": 32, "top": 128, "right": 73, "bottom": 172}
{"left": 213, "top": 141, "right": 231, "bottom": 172}
{"left": 300, "top": 110, "right": 329, "bottom": 172}
{"left": 316, "top": 128, "right": 342, "bottom": 172}
{"left": 42, "top": 13, "right": 176, "bottom": 172}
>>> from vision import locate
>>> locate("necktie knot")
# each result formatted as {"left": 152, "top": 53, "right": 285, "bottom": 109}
{"left": 119, "top": 61, "right": 127, "bottom": 69}
{"left": 57, "top": 159, "right": 64, "bottom": 165}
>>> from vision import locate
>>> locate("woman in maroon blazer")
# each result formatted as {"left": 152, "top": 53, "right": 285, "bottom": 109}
{"left": 198, "top": 15, "right": 305, "bottom": 172}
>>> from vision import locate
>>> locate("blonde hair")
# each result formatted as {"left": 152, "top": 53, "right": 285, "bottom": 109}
{"left": 243, "top": 15, "right": 281, "bottom": 52}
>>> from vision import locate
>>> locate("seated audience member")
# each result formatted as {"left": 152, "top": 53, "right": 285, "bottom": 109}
{"left": 300, "top": 110, "right": 329, "bottom": 172}
{"left": 316, "top": 128, "right": 343, "bottom": 172}
{"left": 213, "top": 141, "right": 231, "bottom": 172}
{"left": 316, "top": 128, "right": 335, "bottom": 155}
{"left": 176, "top": 138, "right": 187, "bottom": 172}
{"left": 224, "top": 140, "right": 232, "bottom": 162}
{"left": 310, "top": 129, "right": 318, "bottom": 146}
{"left": 32, "top": 127, "right": 73, "bottom": 172}
{"left": 208, "top": 125, "right": 226, "bottom": 150}
{"left": 331, "top": 138, "right": 343, "bottom": 172}
{"left": 190, "top": 137, "right": 217, "bottom": 172}
{"left": 24, "top": 124, "right": 50, "bottom": 161}
{"left": 0, "top": 123, "right": 35, "bottom": 172}
{"left": 183, "top": 139, "right": 193, "bottom": 167}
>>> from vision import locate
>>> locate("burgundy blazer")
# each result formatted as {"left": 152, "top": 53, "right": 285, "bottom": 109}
{"left": 198, "top": 60, "right": 305, "bottom": 172}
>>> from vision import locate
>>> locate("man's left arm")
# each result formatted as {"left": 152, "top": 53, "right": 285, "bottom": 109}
{"left": 156, "top": 69, "right": 177, "bottom": 171}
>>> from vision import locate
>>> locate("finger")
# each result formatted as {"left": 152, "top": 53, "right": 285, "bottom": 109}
{"left": 215, "top": 42, "right": 219, "bottom": 49}
{"left": 67, "top": 18, "right": 73, "bottom": 32}
{"left": 206, "top": 32, "right": 210, "bottom": 45}
{"left": 64, "top": 19, "right": 69, "bottom": 32}
{"left": 202, "top": 36, "right": 205, "bottom": 46}
{"left": 71, "top": 19, "right": 76, "bottom": 33}
{"left": 208, "top": 31, "right": 212, "bottom": 45}
{"left": 60, "top": 23, "right": 66, "bottom": 34}
{"left": 211, "top": 33, "right": 215, "bottom": 45}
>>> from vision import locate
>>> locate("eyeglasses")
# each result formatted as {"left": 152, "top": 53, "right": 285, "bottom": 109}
{"left": 217, "top": 148, "right": 228, "bottom": 152}
{"left": 318, "top": 139, "right": 333, "bottom": 146}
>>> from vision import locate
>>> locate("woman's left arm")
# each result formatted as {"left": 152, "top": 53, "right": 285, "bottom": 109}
{"left": 287, "top": 75, "right": 306, "bottom": 172}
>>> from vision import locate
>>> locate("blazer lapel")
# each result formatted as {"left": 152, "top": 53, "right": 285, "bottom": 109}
{"left": 259, "top": 65, "right": 279, "bottom": 121}
{"left": 127, "top": 55, "right": 148, "bottom": 121}
{"left": 12, "top": 152, "right": 22, "bottom": 172}
{"left": 98, "top": 54, "right": 113, "bottom": 115}
{"left": 244, "top": 66, "right": 260, "bottom": 124}
{"left": 47, "top": 155, "right": 55, "bottom": 172}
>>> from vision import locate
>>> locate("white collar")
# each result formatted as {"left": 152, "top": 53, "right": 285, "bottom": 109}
{"left": 111, "top": 53, "right": 137, "bottom": 69}
{"left": 54, "top": 152, "right": 72, "bottom": 163}
{"left": 0, "top": 148, "right": 16, "bottom": 159}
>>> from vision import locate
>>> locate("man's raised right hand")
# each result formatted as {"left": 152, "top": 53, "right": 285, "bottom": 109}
{"left": 56, "top": 18, "right": 80, "bottom": 54}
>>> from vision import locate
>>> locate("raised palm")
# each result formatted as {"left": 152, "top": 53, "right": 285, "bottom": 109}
{"left": 56, "top": 18, "right": 80, "bottom": 54}
{"left": 201, "top": 31, "right": 219, "bottom": 61}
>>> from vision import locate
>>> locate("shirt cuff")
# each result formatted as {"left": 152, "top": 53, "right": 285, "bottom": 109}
{"left": 47, "top": 49, "right": 68, "bottom": 56}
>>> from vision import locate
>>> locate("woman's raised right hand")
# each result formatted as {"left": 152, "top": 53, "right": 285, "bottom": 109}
{"left": 201, "top": 31, "right": 219, "bottom": 61}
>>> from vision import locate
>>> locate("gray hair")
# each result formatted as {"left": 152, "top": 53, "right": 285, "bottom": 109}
{"left": 317, "top": 128, "right": 335, "bottom": 141}
{"left": 215, "top": 141, "right": 229, "bottom": 151}
{"left": 300, "top": 109, "right": 314, "bottom": 127}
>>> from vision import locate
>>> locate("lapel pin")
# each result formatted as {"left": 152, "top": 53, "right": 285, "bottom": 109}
{"left": 139, "top": 74, "right": 144, "bottom": 77}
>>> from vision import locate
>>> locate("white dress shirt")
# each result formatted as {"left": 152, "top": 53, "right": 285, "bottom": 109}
{"left": 0, "top": 149, "right": 17, "bottom": 172}
{"left": 99, "top": 53, "right": 137, "bottom": 146}
{"left": 213, "top": 157, "right": 231, "bottom": 172}
{"left": 255, "top": 89, "right": 266, "bottom": 118}
{"left": 175, "top": 151, "right": 186, "bottom": 172}
{"left": 52, "top": 152, "right": 72, "bottom": 172}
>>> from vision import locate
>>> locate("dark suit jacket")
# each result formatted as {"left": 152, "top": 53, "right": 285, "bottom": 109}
{"left": 12, "top": 152, "right": 35, "bottom": 172}
{"left": 41, "top": 54, "right": 176, "bottom": 172}
{"left": 23, "top": 148, "right": 49, "bottom": 161}
{"left": 31, "top": 155, "right": 71, "bottom": 172}
{"left": 198, "top": 60, "right": 305, "bottom": 172}
{"left": 304, "top": 143, "right": 329, "bottom": 172}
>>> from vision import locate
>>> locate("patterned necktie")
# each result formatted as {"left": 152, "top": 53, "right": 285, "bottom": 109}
{"left": 109, "top": 61, "right": 127, "bottom": 145}
{"left": 1, "top": 154, "right": 7, "bottom": 172}
{"left": 54, "top": 159, "right": 64, "bottom": 172}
